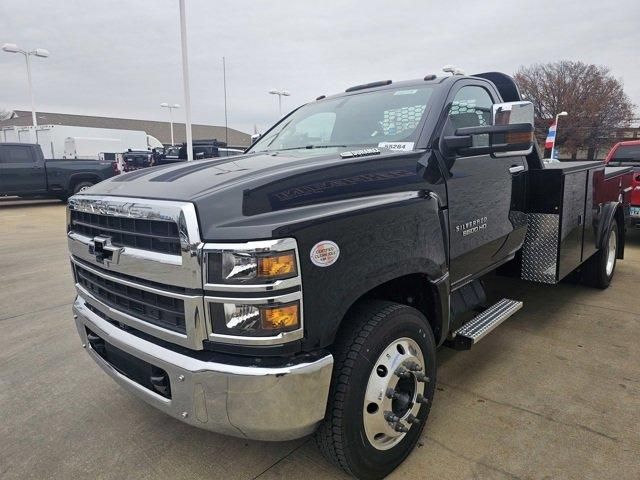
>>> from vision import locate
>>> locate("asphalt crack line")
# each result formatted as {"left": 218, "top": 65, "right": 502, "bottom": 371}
{"left": 424, "top": 436, "right": 523, "bottom": 480}
{"left": 0, "top": 301, "right": 73, "bottom": 322}
{"left": 439, "top": 381, "right": 619, "bottom": 443}
{"left": 251, "top": 438, "right": 312, "bottom": 480}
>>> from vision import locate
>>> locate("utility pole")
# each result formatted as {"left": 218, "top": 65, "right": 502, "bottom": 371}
{"left": 223, "top": 56, "right": 228, "bottom": 147}
{"left": 178, "top": 0, "right": 193, "bottom": 161}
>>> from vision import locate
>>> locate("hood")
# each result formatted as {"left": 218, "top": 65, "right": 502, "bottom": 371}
{"left": 81, "top": 148, "right": 429, "bottom": 240}
{"left": 88, "top": 150, "right": 342, "bottom": 202}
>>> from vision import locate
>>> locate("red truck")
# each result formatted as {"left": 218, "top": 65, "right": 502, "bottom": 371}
{"left": 605, "top": 140, "right": 640, "bottom": 229}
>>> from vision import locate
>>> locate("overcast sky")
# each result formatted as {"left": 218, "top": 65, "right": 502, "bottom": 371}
{"left": 1, "top": 0, "right": 639, "bottom": 134}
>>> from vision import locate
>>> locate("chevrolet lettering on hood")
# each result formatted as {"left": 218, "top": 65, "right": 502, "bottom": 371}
{"left": 69, "top": 197, "right": 153, "bottom": 219}
{"left": 340, "top": 148, "right": 381, "bottom": 159}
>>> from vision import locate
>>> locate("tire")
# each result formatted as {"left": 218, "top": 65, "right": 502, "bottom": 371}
{"left": 584, "top": 221, "right": 619, "bottom": 289}
{"left": 72, "top": 181, "right": 94, "bottom": 195}
{"left": 316, "top": 301, "right": 437, "bottom": 480}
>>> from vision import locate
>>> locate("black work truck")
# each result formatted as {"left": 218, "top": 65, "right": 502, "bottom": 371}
{"left": 66, "top": 71, "right": 633, "bottom": 480}
{"left": 0, "top": 143, "right": 117, "bottom": 201}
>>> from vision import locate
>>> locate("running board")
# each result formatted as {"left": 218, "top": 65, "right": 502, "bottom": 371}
{"left": 449, "top": 298, "right": 523, "bottom": 350}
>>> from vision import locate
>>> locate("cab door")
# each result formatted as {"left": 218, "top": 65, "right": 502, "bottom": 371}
{"left": 0, "top": 144, "right": 47, "bottom": 194}
{"left": 438, "top": 81, "right": 527, "bottom": 287}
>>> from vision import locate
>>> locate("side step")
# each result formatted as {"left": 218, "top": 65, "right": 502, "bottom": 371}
{"left": 449, "top": 298, "right": 523, "bottom": 350}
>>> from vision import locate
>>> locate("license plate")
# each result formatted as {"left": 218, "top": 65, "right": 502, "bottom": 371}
{"left": 631, "top": 207, "right": 640, "bottom": 217}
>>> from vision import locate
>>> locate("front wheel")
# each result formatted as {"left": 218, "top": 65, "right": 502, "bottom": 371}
{"left": 316, "top": 301, "right": 436, "bottom": 480}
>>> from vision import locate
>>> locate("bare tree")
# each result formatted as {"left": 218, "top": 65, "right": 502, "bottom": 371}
{"left": 514, "top": 61, "right": 635, "bottom": 159}
{"left": 0, "top": 108, "right": 16, "bottom": 121}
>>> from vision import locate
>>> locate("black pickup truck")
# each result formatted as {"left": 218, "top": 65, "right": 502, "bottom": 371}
{"left": 65, "top": 72, "right": 633, "bottom": 480}
{"left": 0, "top": 143, "right": 117, "bottom": 201}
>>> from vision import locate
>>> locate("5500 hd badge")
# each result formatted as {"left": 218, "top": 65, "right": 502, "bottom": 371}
{"left": 456, "top": 217, "right": 488, "bottom": 237}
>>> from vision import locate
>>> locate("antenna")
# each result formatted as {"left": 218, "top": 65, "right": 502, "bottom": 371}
{"left": 223, "top": 56, "right": 229, "bottom": 147}
{"left": 442, "top": 65, "right": 466, "bottom": 76}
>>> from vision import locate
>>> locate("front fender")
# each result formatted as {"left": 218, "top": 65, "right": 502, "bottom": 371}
{"left": 287, "top": 192, "right": 448, "bottom": 349}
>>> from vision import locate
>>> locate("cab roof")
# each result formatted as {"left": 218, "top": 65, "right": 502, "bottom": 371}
{"left": 317, "top": 71, "right": 521, "bottom": 103}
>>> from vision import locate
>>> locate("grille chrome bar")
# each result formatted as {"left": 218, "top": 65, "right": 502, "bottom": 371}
{"left": 70, "top": 237, "right": 206, "bottom": 350}
{"left": 75, "top": 265, "right": 186, "bottom": 333}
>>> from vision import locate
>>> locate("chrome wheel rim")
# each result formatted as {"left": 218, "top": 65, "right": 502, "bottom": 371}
{"left": 363, "top": 337, "right": 426, "bottom": 451}
{"left": 606, "top": 228, "right": 617, "bottom": 277}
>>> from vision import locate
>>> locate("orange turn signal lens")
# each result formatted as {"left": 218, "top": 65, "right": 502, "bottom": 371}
{"left": 261, "top": 303, "right": 300, "bottom": 330}
{"left": 257, "top": 251, "right": 297, "bottom": 279}
{"left": 505, "top": 131, "right": 533, "bottom": 144}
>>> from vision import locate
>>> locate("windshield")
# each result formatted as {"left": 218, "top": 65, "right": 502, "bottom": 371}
{"left": 250, "top": 85, "right": 435, "bottom": 153}
{"left": 611, "top": 145, "right": 640, "bottom": 165}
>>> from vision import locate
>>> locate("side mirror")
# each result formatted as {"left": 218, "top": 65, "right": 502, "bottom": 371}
{"left": 443, "top": 101, "right": 534, "bottom": 157}
{"left": 251, "top": 133, "right": 262, "bottom": 143}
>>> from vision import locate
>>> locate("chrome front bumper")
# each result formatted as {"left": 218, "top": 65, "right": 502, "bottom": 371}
{"left": 73, "top": 296, "right": 333, "bottom": 441}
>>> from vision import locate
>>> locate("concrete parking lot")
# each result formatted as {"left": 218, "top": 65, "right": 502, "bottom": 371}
{"left": 1, "top": 197, "right": 639, "bottom": 480}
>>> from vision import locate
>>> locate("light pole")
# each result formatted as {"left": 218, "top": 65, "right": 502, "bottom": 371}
{"left": 2, "top": 43, "right": 49, "bottom": 127}
{"left": 269, "top": 89, "right": 291, "bottom": 117}
{"left": 160, "top": 103, "right": 180, "bottom": 145}
{"left": 550, "top": 111, "right": 568, "bottom": 160}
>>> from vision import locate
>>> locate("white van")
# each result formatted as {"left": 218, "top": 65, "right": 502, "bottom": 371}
{"left": 64, "top": 137, "right": 125, "bottom": 160}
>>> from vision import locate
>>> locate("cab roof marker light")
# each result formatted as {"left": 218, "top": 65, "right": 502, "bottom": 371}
{"left": 316, "top": 95, "right": 326, "bottom": 101}
{"left": 345, "top": 80, "right": 392, "bottom": 93}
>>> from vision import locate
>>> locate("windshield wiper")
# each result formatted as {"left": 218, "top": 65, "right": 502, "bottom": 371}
{"left": 273, "top": 144, "right": 379, "bottom": 152}
{"left": 270, "top": 145, "right": 346, "bottom": 151}
{"left": 304, "top": 144, "right": 349, "bottom": 149}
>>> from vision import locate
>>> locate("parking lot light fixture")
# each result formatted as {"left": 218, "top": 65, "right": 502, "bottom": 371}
{"left": 160, "top": 103, "right": 181, "bottom": 146}
{"left": 2, "top": 43, "right": 50, "bottom": 127}
{"left": 269, "top": 89, "right": 291, "bottom": 117}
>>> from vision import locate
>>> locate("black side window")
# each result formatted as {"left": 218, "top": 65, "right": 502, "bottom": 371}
{"left": 0, "top": 146, "right": 34, "bottom": 164}
{"left": 442, "top": 85, "right": 494, "bottom": 153}
{"left": 448, "top": 85, "right": 493, "bottom": 130}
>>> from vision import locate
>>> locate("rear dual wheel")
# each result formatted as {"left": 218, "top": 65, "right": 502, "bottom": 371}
{"left": 584, "top": 221, "right": 619, "bottom": 289}
{"left": 316, "top": 301, "right": 436, "bottom": 480}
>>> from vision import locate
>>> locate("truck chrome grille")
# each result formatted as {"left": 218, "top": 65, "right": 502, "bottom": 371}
{"left": 67, "top": 195, "right": 304, "bottom": 350}
{"left": 75, "top": 264, "right": 186, "bottom": 333}
{"left": 69, "top": 210, "right": 181, "bottom": 255}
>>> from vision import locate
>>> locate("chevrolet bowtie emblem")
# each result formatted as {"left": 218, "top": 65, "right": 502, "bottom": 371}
{"left": 88, "top": 235, "right": 123, "bottom": 266}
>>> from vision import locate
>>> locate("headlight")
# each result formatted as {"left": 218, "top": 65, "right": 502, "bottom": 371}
{"left": 208, "top": 250, "right": 298, "bottom": 284}
{"left": 222, "top": 301, "right": 300, "bottom": 334}
{"left": 203, "top": 239, "right": 303, "bottom": 345}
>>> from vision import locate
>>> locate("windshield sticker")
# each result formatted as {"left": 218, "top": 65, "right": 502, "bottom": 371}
{"left": 378, "top": 142, "right": 414, "bottom": 152}
{"left": 393, "top": 89, "right": 418, "bottom": 95}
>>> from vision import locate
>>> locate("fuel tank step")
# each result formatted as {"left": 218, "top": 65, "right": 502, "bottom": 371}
{"left": 449, "top": 298, "right": 523, "bottom": 350}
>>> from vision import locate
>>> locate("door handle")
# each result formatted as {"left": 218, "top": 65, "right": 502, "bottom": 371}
{"left": 509, "top": 165, "right": 525, "bottom": 174}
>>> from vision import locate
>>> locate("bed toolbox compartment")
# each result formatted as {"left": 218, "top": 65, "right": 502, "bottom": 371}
{"left": 521, "top": 161, "right": 609, "bottom": 284}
